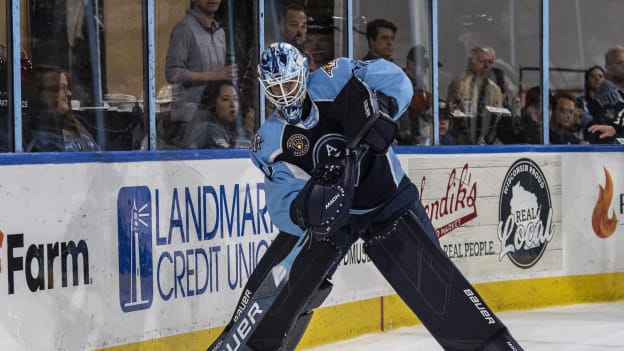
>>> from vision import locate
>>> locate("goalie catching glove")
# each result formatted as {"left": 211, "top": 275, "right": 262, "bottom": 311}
{"left": 290, "top": 149, "right": 359, "bottom": 240}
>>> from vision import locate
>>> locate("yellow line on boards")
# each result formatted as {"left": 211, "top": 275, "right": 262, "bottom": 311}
{"left": 95, "top": 273, "right": 624, "bottom": 351}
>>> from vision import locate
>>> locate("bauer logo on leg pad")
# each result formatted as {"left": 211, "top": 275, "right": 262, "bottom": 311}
{"left": 219, "top": 302, "right": 265, "bottom": 351}
{"left": 463, "top": 289, "right": 496, "bottom": 325}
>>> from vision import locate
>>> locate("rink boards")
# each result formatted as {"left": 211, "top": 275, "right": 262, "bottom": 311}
{"left": 0, "top": 148, "right": 622, "bottom": 350}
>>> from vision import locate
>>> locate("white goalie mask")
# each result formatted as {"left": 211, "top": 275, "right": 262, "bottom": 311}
{"left": 258, "top": 42, "right": 309, "bottom": 124}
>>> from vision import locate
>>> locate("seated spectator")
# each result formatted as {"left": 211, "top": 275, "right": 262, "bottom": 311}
{"left": 447, "top": 46, "right": 504, "bottom": 144}
{"left": 497, "top": 94, "right": 533, "bottom": 144}
{"left": 186, "top": 80, "right": 251, "bottom": 149}
{"left": 585, "top": 46, "right": 624, "bottom": 144}
{"left": 519, "top": 86, "right": 546, "bottom": 144}
{"left": 578, "top": 66, "right": 605, "bottom": 122}
{"left": 549, "top": 92, "right": 581, "bottom": 144}
{"left": 25, "top": 65, "right": 99, "bottom": 152}
{"left": 439, "top": 100, "right": 471, "bottom": 145}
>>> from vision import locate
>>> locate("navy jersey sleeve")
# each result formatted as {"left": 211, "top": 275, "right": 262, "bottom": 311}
{"left": 353, "top": 59, "right": 413, "bottom": 120}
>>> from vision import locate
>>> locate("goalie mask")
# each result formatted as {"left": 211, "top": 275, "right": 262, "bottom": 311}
{"left": 258, "top": 42, "right": 309, "bottom": 124}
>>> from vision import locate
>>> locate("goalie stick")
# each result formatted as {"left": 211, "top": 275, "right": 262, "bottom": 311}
{"left": 207, "top": 231, "right": 311, "bottom": 351}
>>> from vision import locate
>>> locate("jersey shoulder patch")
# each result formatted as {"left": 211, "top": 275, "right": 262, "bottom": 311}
{"left": 251, "top": 117, "right": 286, "bottom": 164}
{"left": 250, "top": 133, "right": 263, "bottom": 153}
{"left": 320, "top": 59, "right": 339, "bottom": 77}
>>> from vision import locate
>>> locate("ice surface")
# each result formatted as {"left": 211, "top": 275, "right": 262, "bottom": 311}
{"left": 305, "top": 301, "right": 624, "bottom": 351}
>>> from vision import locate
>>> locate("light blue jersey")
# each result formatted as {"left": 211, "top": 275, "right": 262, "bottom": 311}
{"left": 250, "top": 57, "right": 413, "bottom": 236}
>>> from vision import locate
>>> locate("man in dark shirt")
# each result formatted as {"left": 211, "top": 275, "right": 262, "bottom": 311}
{"left": 361, "top": 18, "right": 397, "bottom": 61}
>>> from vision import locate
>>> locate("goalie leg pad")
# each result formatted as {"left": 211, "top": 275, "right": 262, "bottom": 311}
{"left": 248, "top": 232, "right": 350, "bottom": 350}
{"left": 279, "top": 280, "right": 333, "bottom": 351}
{"left": 218, "top": 229, "right": 355, "bottom": 351}
{"left": 479, "top": 328, "right": 524, "bottom": 351}
{"left": 363, "top": 207, "right": 522, "bottom": 350}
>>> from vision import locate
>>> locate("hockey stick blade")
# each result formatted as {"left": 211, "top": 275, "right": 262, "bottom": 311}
{"left": 207, "top": 232, "right": 310, "bottom": 351}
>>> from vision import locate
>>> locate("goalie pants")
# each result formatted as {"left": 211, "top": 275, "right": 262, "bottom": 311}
{"left": 214, "top": 177, "right": 522, "bottom": 350}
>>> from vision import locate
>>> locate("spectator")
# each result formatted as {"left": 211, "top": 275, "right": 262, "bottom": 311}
{"left": 240, "top": 3, "right": 309, "bottom": 126}
{"left": 497, "top": 85, "right": 553, "bottom": 145}
{"left": 438, "top": 110, "right": 456, "bottom": 144}
{"left": 361, "top": 19, "right": 397, "bottom": 61}
{"left": 549, "top": 92, "right": 581, "bottom": 144}
{"left": 586, "top": 46, "right": 624, "bottom": 143}
{"left": 438, "top": 99, "right": 471, "bottom": 145}
{"left": 278, "top": 3, "right": 307, "bottom": 53}
{"left": 604, "top": 45, "right": 624, "bottom": 89}
{"left": 25, "top": 65, "right": 99, "bottom": 152}
{"left": 447, "top": 46, "right": 504, "bottom": 144}
{"left": 163, "top": 0, "right": 238, "bottom": 149}
{"left": 187, "top": 80, "right": 250, "bottom": 149}
{"left": 519, "top": 86, "right": 545, "bottom": 144}
{"left": 440, "top": 11, "right": 518, "bottom": 105}
{"left": 577, "top": 66, "right": 606, "bottom": 134}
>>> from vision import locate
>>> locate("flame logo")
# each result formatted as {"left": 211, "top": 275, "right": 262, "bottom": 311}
{"left": 592, "top": 168, "right": 618, "bottom": 238}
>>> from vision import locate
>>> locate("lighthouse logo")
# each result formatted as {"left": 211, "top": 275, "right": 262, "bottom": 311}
{"left": 117, "top": 186, "right": 153, "bottom": 312}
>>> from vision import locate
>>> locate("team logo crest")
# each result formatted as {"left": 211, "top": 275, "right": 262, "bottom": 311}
{"left": 287, "top": 134, "right": 310, "bottom": 156}
{"left": 497, "top": 158, "right": 556, "bottom": 268}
